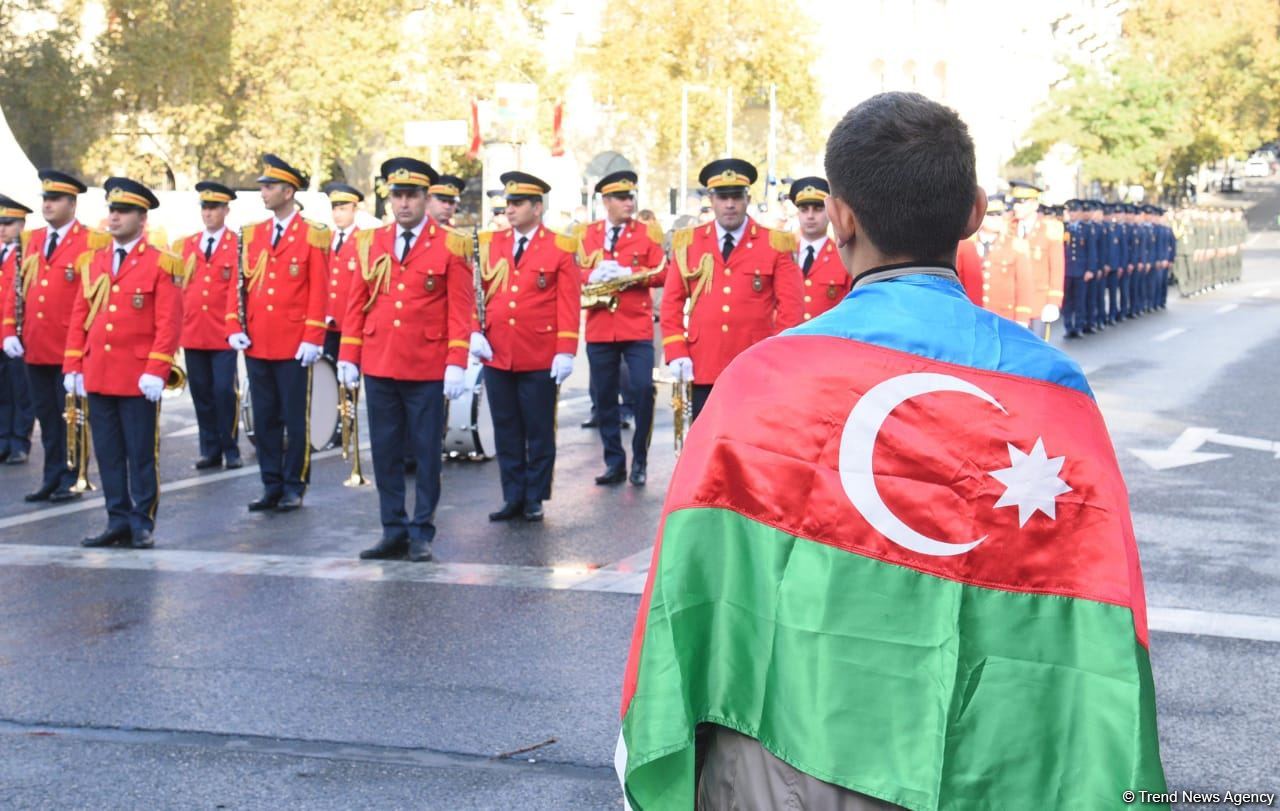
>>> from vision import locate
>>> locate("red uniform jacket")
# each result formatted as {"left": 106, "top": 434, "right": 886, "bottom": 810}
{"left": 660, "top": 218, "right": 803, "bottom": 385}
{"left": 1037, "top": 219, "right": 1065, "bottom": 310}
{"left": 796, "top": 237, "right": 850, "bottom": 321}
{"left": 976, "top": 235, "right": 1032, "bottom": 324}
{"left": 955, "top": 238, "right": 984, "bottom": 306}
{"left": 0, "top": 241, "right": 18, "bottom": 327}
{"left": 476, "top": 226, "right": 579, "bottom": 372}
{"left": 339, "top": 221, "right": 473, "bottom": 380}
{"left": 325, "top": 227, "right": 360, "bottom": 333}
{"left": 576, "top": 218, "right": 666, "bottom": 343}
{"left": 3, "top": 221, "right": 107, "bottom": 366}
{"left": 175, "top": 229, "right": 239, "bottom": 351}
{"left": 224, "top": 214, "right": 328, "bottom": 360}
{"left": 63, "top": 241, "right": 183, "bottom": 396}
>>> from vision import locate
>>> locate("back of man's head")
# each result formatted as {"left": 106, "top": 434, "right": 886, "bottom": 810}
{"left": 824, "top": 92, "right": 976, "bottom": 261}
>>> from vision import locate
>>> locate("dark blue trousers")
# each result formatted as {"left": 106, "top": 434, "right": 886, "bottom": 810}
{"left": 364, "top": 375, "right": 444, "bottom": 543}
{"left": 185, "top": 348, "right": 241, "bottom": 464}
{"left": 485, "top": 367, "right": 557, "bottom": 507}
{"left": 1089, "top": 275, "right": 1106, "bottom": 328}
{"left": 26, "top": 362, "right": 75, "bottom": 492}
{"left": 691, "top": 383, "right": 713, "bottom": 423}
{"left": 246, "top": 357, "right": 310, "bottom": 500}
{"left": 1062, "top": 276, "right": 1085, "bottom": 334}
{"left": 0, "top": 352, "right": 33, "bottom": 456}
{"left": 1105, "top": 272, "right": 1120, "bottom": 322}
{"left": 587, "top": 340, "right": 654, "bottom": 471}
{"left": 1118, "top": 271, "right": 1133, "bottom": 318}
{"left": 87, "top": 394, "right": 160, "bottom": 535}
{"left": 1156, "top": 267, "right": 1169, "bottom": 307}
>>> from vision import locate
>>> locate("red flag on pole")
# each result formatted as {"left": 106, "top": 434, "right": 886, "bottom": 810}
{"left": 550, "top": 101, "right": 565, "bottom": 157}
{"left": 467, "top": 99, "right": 482, "bottom": 159}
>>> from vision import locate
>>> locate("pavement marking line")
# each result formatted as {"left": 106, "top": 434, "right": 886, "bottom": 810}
{"left": 1214, "top": 303, "right": 1239, "bottom": 315}
{"left": 1148, "top": 606, "right": 1280, "bottom": 644}
{"left": 0, "top": 449, "right": 343, "bottom": 532}
{"left": 1251, "top": 287, "right": 1272, "bottom": 298}
{"left": 164, "top": 423, "right": 201, "bottom": 438}
{"left": 1153, "top": 327, "right": 1187, "bottom": 342}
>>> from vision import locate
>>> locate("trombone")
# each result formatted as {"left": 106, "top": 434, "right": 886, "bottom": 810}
{"left": 63, "top": 393, "right": 96, "bottom": 493}
{"left": 338, "top": 384, "right": 368, "bottom": 487}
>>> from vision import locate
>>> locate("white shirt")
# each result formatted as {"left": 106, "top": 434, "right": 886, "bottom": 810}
{"left": 44, "top": 220, "right": 74, "bottom": 257}
{"left": 112, "top": 237, "right": 142, "bottom": 275}
{"left": 604, "top": 217, "right": 628, "bottom": 251}
{"left": 713, "top": 219, "right": 747, "bottom": 251}
{"left": 395, "top": 218, "right": 427, "bottom": 258}
{"left": 202, "top": 226, "right": 227, "bottom": 254}
{"left": 512, "top": 224, "right": 538, "bottom": 260}
{"left": 798, "top": 235, "right": 828, "bottom": 262}
{"left": 331, "top": 225, "right": 355, "bottom": 252}
{"left": 271, "top": 209, "right": 299, "bottom": 243}
{"left": 0, "top": 243, "right": 10, "bottom": 265}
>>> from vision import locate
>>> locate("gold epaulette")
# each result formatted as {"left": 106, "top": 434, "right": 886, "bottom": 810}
{"left": 19, "top": 230, "right": 31, "bottom": 253}
{"left": 306, "top": 220, "right": 330, "bottom": 249}
{"left": 75, "top": 250, "right": 94, "bottom": 273}
{"left": 444, "top": 228, "right": 470, "bottom": 258}
{"left": 645, "top": 220, "right": 664, "bottom": 245}
{"left": 477, "top": 230, "right": 494, "bottom": 248}
{"left": 354, "top": 228, "right": 376, "bottom": 273}
{"left": 768, "top": 229, "right": 797, "bottom": 253}
{"left": 171, "top": 236, "right": 189, "bottom": 254}
{"left": 156, "top": 249, "right": 185, "bottom": 279}
{"left": 554, "top": 231, "right": 578, "bottom": 254}
{"left": 574, "top": 222, "right": 588, "bottom": 240}
{"left": 670, "top": 227, "right": 694, "bottom": 253}
{"left": 86, "top": 228, "right": 112, "bottom": 251}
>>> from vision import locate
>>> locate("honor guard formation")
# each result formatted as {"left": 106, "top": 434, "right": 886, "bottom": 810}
{"left": 0, "top": 157, "right": 1248, "bottom": 557}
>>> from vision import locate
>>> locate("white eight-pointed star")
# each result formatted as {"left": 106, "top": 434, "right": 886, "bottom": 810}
{"left": 988, "top": 437, "right": 1072, "bottom": 527}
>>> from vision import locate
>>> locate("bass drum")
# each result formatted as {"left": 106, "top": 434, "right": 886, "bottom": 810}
{"left": 238, "top": 352, "right": 255, "bottom": 448}
{"left": 309, "top": 356, "right": 341, "bottom": 452}
{"left": 443, "top": 360, "right": 495, "bottom": 460}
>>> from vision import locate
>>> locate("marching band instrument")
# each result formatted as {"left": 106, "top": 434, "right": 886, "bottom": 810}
{"left": 471, "top": 229, "right": 487, "bottom": 331}
{"left": 338, "top": 383, "right": 368, "bottom": 487}
{"left": 443, "top": 359, "right": 496, "bottom": 460}
{"left": 63, "top": 393, "right": 95, "bottom": 492}
{"left": 235, "top": 226, "right": 248, "bottom": 340}
{"left": 580, "top": 268, "right": 662, "bottom": 312}
{"left": 12, "top": 235, "right": 24, "bottom": 339}
{"left": 308, "top": 357, "right": 341, "bottom": 452}
{"left": 671, "top": 380, "right": 692, "bottom": 456}
{"left": 165, "top": 364, "right": 187, "bottom": 392}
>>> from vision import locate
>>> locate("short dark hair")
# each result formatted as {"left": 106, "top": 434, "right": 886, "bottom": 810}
{"left": 824, "top": 92, "right": 976, "bottom": 260}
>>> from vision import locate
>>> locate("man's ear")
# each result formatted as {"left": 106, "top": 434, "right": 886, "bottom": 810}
{"left": 960, "top": 187, "right": 987, "bottom": 240}
{"left": 825, "top": 195, "right": 857, "bottom": 248}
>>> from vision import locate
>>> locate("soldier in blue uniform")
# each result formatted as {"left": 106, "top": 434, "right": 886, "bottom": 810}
{"left": 1083, "top": 201, "right": 1105, "bottom": 333}
{"left": 1062, "top": 200, "right": 1088, "bottom": 338}
{"left": 1126, "top": 204, "right": 1145, "bottom": 317}
{"left": 1102, "top": 203, "right": 1121, "bottom": 325}
{"left": 1155, "top": 207, "right": 1173, "bottom": 310}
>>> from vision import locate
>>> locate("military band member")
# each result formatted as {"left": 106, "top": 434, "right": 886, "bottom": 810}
{"left": 577, "top": 170, "right": 666, "bottom": 487}
{"left": 427, "top": 174, "right": 465, "bottom": 227}
{"left": 1061, "top": 200, "right": 1089, "bottom": 337}
{"left": 660, "top": 158, "right": 803, "bottom": 421}
{"left": 337, "top": 158, "right": 473, "bottom": 562}
{"left": 64, "top": 178, "right": 183, "bottom": 548}
{"left": 0, "top": 194, "right": 34, "bottom": 464}
{"left": 225, "top": 154, "right": 329, "bottom": 512}
{"left": 2, "top": 170, "right": 108, "bottom": 502}
{"left": 974, "top": 196, "right": 1032, "bottom": 324}
{"left": 469, "top": 171, "right": 578, "bottom": 522}
{"left": 321, "top": 183, "right": 363, "bottom": 360}
{"left": 174, "top": 182, "right": 242, "bottom": 470}
{"left": 788, "top": 177, "right": 849, "bottom": 322}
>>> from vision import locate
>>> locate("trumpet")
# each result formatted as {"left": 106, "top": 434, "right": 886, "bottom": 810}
{"left": 671, "top": 380, "right": 693, "bottom": 456}
{"left": 581, "top": 268, "right": 661, "bottom": 312}
{"left": 63, "top": 393, "right": 96, "bottom": 492}
{"left": 338, "top": 384, "right": 368, "bottom": 487}
{"left": 166, "top": 364, "right": 187, "bottom": 392}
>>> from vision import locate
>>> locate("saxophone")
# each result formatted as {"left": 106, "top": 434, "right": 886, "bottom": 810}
{"left": 581, "top": 268, "right": 662, "bottom": 312}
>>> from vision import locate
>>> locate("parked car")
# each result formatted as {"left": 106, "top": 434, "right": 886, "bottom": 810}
{"left": 1245, "top": 156, "right": 1272, "bottom": 177}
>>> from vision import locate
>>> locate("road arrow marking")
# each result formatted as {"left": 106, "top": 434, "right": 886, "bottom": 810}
{"left": 1132, "top": 426, "right": 1280, "bottom": 470}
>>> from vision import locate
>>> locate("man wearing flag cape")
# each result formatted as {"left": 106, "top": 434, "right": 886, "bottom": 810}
{"left": 617, "top": 92, "right": 1167, "bottom": 809}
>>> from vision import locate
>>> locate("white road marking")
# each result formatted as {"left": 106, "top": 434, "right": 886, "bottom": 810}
{"left": 1214, "top": 303, "right": 1239, "bottom": 315}
{"left": 164, "top": 423, "right": 201, "bottom": 438}
{"left": 1153, "top": 327, "right": 1187, "bottom": 342}
{"left": 1251, "top": 287, "right": 1272, "bottom": 298}
{"left": 1148, "top": 606, "right": 1280, "bottom": 644}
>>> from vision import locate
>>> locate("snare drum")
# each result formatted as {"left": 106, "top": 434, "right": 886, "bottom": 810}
{"left": 309, "top": 356, "right": 341, "bottom": 452}
{"left": 443, "top": 360, "right": 495, "bottom": 460}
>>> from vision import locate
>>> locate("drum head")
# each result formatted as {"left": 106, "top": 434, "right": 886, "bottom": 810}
{"left": 309, "top": 358, "right": 340, "bottom": 451}
{"left": 237, "top": 353, "right": 255, "bottom": 448}
{"left": 475, "top": 382, "right": 496, "bottom": 458}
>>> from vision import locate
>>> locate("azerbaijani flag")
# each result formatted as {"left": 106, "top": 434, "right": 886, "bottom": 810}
{"left": 617, "top": 274, "right": 1166, "bottom": 809}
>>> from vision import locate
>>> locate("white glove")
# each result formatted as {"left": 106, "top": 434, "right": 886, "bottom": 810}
{"left": 336, "top": 360, "right": 360, "bottom": 389}
{"left": 63, "top": 372, "right": 81, "bottom": 395}
{"left": 228, "top": 332, "right": 251, "bottom": 351}
{"left": 469, "top": 331, "right": 493, "bottom": 361}
{"left": 590, "top": 259, "right": 622, "bottom": 283}
{"left": 3, "top": 336, "right": 23, "bottom": 358}
{"left": 550, "top": 353, "right": 574, "bottom": 386}
{"left": 587, "top": 266, "right": 611, "bottom": 284}
{"left": 294, "top": 341, "right": 322, "bottom": 367}
{"left": 668, "top": 357, "right": 693, "bottom": 383}
{"left": 138, "top": 373, "right": 164, "bottom": 402}
{"left": 603, "top": 262, "right": 630, "bottom": 282}
{"left": 443, "top": 364, "right": 466, "bottom": 399}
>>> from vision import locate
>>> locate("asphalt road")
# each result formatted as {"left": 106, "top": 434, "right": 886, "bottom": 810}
{"left": 1, "top": 194, "right": 1277, "bottom": 808}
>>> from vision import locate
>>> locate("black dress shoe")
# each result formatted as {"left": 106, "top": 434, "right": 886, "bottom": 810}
{"left": 82, "top": 527, "right": 131, "bottom": 548}
{"left": 359, "top": 537, "right": 408, "bottom": 560}
{"left": 580, "top": 416, "right": 599, "bottom": 429}
{"left": 224, "top": 456, "right": 244, "bottom": 470}
{"left": 49, "top": 489, "right": 83, "bottom": 503}
{"left": 595, "top": 467, "right": 627, "bottom": 485}
{"left": 630, "top": 462, "right": 647, "bottom": 487}
{"left": 248, "top": 494, "right": 281, "bottom": 512}
{"left": 24, "top": 485, "right": 55, "bottom": 502}
{"left": 488, "top": 502, "right": 525, "bottom": 522}
{"left": 5, "top": 450, "right": 28, "bottom": 465}
{"left": 408, "top": 538, "right": 434, "bottom": 562}
{"left": 130, "top": 529, "right": 155, "bottom": 549}
{"left": 194, "top": 456, "right": 222, "bottom": 470}
{"left": 275, "top": 493, "right": 303, "bottom": 512}
{"left": 522, "top": 502, "right": 544, "bottom": 522}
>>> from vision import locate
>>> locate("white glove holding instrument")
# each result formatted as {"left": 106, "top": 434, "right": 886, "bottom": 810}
{"left": 228, "top": 332, "right": 251, "bottom": 351}
{"left": 138, "top": 373, "right": 164, "bottom": 402}
{"left": 294, "top": 341, "right": 322, "bottom": 367}
{"left": 337, "top": 361, "right": 360, "bottom": 389}
{"left": 63, "top": 372, "right": 85, "bottom": 397}
{"left": 469, "top": 331, "right": 493, "bottom": 361}
{"left": 3, "top": 336, "right": 23, "bottom": 358}
{"left": 602, "top": 261, "right": 629, "bottom": 282}
{"left": 550, "top": 353, "right": 574, "bottom": 386}
{"left": 667, "top": 357, "right": 693, "bottom": 383}
{"left": 443, "top": 365, "right": 466, "bottom": 400}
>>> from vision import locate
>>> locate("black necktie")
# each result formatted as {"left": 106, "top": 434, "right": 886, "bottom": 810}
{"left": 803, "top": 245, "right": 815, "bottom": 275}
{"left": 46, "top": 230, "right": 59, "bottom": 259}
{"left": 609, "top": 225, "right": 622, "bottom": 253}
{"left": 334, "top": 231, "right": 346, "bottom": 255}
{"left": 204, "top": 236, "right": 215, "bottom": 261}
{"left": 114, "top": 248, "right": 127, "bottom": 275}
{"left": 272, "top": 223, "right": 283, "bottom": 247}
{"left": 514, "top": 236, "right": 528, "bottom": 265}
{"left": 721, "top": 232, "right": 735, "bottom": 262}
{"left": 400, "top": 231, "right": 413, "bottom": 262}
{"left": 0, "top": 246, "right": 7, "bottom": 266}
